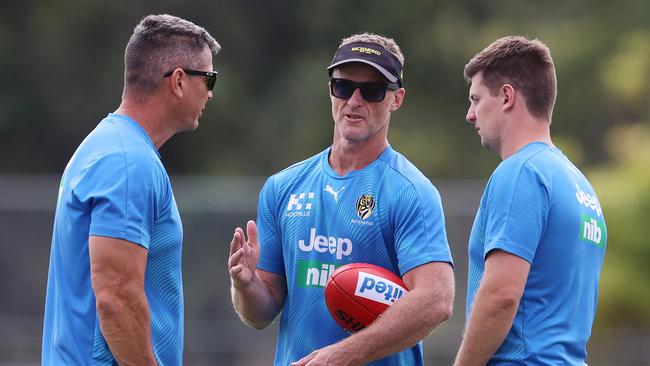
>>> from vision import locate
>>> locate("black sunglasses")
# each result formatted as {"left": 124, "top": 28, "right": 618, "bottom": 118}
{"left": 164, "top": 68, "right": 217, "bottom": 91}
{"left": 330, "top": 77, "right": 399, "bottom": 102}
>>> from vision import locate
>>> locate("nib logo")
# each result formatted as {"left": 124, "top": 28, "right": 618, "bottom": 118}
{"left": 296, "top": 260, "right": 339, "bottom": 288}
{"left": 580, "top": 214, "right": 606, "bottom": 248}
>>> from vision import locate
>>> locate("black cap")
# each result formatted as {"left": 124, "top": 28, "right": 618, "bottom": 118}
{"left": 327, "top": 42, "right": 403, "bottom": 87}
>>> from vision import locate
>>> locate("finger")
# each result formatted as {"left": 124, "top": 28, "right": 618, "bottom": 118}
{"left": 228, "top": 247, "right": 244, "bottom": 269}
{"left": 237, "top": 226, "right": 249, "bottom": 251}
{"left": 291, "top": 351, "right": 317, "bottom": 366}
{"left": 230, "top": 265, "right": 249, "bottom": 286}
{"left": 229, "top": 264, "right": 243, "bottom": 277}
{"left": 246, "top": 220, "right": 259, "bottom": 249}
{"left": 229, "top": 229, "right": 243, "bottom": 255}
{"left": 235, "top": 226, "right": 245, "bottom": 241}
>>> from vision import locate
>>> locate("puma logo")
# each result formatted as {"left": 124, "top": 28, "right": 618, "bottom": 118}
{"left": 324, "top": 185, "right": 345, "bottom": 202}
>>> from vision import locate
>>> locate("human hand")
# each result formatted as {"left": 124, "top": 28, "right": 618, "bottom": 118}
{"left": 291, "top": 344, "right": 356, "bottom": 366}
{"left": 228, "top": 220, "right": 260, "bottom": 289}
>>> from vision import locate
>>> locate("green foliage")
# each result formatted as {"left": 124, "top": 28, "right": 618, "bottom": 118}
{"left": 590, "top": 124, "right": 650, "bottom": 329}
{"left": 600, "top": 32, "right": 650, "bottom": 117}
{"left": 0, "top": 0, "right": 648, "bottom": 354}
{"left": 1, "top": 0, "right": 647, "bottom": 177}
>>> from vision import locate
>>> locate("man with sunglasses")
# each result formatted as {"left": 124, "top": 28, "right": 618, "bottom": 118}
{"left": 229, "top": 33, "right": 455, "bottom": 366}
{"left": 42, "top": 14, "right": 220, "bottom": 365}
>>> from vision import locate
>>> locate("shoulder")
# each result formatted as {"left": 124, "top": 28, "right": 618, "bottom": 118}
{"left": 85, "top": 117, "right": 164, "bottom": 186}
{"left": 484, "top": 143, "right": 564, "bottom": 206}
{"left": 266, "top": 148, "right": 326, "bottom": 188}
{"left": 491, "top": 143, "right": 563, "bottom": 186}
{"left": 379, "top": 147, "right": 440, "bottom": 198}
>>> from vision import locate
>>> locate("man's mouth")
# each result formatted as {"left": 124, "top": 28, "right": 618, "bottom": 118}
{"left": 346, "top": 113, "right": 364, "bottom": 121}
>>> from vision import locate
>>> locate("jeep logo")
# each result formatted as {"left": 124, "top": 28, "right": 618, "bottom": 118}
{"left": 298, "top": 228, "right": 353, "bottom": 260}
{"left": 575, "top": 184, "right": 602, "bottom": 217}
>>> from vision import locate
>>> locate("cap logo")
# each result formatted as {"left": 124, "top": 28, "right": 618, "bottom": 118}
{"left": 350, "top": 46, "right": 381, "bottom": 56}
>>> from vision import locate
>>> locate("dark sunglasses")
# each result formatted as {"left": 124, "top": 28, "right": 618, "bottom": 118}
{"left": 163, "top": 68, "right": 217, "bottom": 91}
{"left": 330, "top": 77, "right": 399, "bottom": 102}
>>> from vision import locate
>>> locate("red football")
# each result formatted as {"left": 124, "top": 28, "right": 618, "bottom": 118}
{"left": 325, "top": 263, "right": 408, "bottom": 332}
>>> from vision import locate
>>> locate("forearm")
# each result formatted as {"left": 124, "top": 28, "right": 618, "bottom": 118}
{"left": 231, "top": 274, "right": 282, "bottom": 329}
{"left": 339, "top": 288, "right": 452, "bottom": 365}
{"left": 96, "top": 289, "right": 157, "bottom": 365}
{"left": 454, "top": 289, "right": 519, "bottom": 366}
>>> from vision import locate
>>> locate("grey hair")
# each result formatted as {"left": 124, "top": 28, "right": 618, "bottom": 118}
{"left": 123, "top": 14, "right": 221, "bottom": 95}
{"left": 340, "top": 32, "right": 405, "bottom": 67}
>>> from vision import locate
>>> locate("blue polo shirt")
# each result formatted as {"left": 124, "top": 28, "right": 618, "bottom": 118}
{"left": 257, "top": 146, "right": 453, "bottom": 365}
{"left": 467, "top": 142, "right": 607, "bottom": 365}
{"left": 42, "top": 113, "right": 184, "bottom": 365}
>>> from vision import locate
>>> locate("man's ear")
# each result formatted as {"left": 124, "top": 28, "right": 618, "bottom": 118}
{"left": 166, "top": 68, "right": 185, "bottom": 98}
{"left": 390, "top": 88, "right": 406, "bottom": 112}
{"left": 501, "top": 84, "right": 515, "bottom": 112}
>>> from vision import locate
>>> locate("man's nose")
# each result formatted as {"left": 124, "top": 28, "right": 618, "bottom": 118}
{"left": 466, "top": 107, "right": 475, "bottom": 123}
{"left": 348, "top": 87, "right": 364, "bottom": 105}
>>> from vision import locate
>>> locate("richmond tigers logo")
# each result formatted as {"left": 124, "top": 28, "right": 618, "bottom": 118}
{"left": 355, "top": 194, "right": 376, "bottom": 220}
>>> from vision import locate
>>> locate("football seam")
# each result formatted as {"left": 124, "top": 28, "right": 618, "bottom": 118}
{"left": 336, "top": 265, "right": 406, "bottom": 289}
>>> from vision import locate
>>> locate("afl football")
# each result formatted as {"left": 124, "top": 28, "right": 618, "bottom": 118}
{"left": 324, "top": 263, "right": 408, "bottom": 332}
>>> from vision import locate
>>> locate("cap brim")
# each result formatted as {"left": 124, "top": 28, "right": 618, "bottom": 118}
{"left": 327, "top": 59, "right": 399, "bottom": 84}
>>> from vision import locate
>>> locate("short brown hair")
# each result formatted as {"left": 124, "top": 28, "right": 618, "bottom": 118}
{"left": 124, "top": 14, "right": 221, "bottom": 95}
{"left": 464, "top": 36, "right": 557, "bottom": 121}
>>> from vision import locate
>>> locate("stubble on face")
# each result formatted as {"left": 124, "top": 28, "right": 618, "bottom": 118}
{"left": 330, "top": 64, "right": 394, "bottom": 145}
{"left": 467, "top": 74, "right": 503, "bottom": 155}
{"left": 184, "top": 47, "right": 214, "bottom": 132}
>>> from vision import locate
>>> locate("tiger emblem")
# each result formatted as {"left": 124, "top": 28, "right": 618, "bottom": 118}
{"left": 355, "top": 194, "right": 376, "bottom": 220}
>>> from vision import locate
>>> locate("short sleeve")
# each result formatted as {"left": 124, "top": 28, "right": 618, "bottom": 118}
{"left": 393, "top": 183, "right": 453, "bottom": 275}
{"left": 256, "top": 176, "right": 285, "bottom": 275}
{"left": 484, "top": 162, "right": 549, "bottom": 263}
{"left": 75, "top": 151, "right": 156, "bottom": 248}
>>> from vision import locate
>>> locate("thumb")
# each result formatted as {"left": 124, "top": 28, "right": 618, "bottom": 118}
{"left": 247, "top": 220, "right": 258, "bottom": 246}
{"left": 291, "top": 351, "right": 317, "bottom": 366}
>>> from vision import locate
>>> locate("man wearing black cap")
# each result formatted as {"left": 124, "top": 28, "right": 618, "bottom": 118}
{"left": 228, "top": 33, "right": 455, "bottom": 366}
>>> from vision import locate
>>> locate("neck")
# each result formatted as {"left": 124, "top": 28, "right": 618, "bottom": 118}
{"left": 329, "top": 138, "right": 388, "bottom": 176}
{"left": 499, "top": 116, "right": 553, "bottom": 160}
{"left": 114, "top": 96, "right": 175, "bottom": 149}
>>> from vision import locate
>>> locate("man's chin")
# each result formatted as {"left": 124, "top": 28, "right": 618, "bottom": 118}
{"left": 179, "top": 120, "right": 200, "bottom": 133}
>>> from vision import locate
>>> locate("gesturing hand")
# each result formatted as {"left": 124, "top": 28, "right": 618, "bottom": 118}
{"left": 228, "top": 220, "right": 260, "bottom": 289}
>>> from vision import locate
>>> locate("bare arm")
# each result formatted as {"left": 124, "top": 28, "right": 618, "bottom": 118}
{"left": 89, "top": 236, "right": 157, "bottom": 366}
{"left": 453, "top": 250, "right": 531, "bottom": 366}
{"left": 292, "top": 261, "right": 455, "bottom": 366}
{"left": 229, "top": 220, "right": 286, "bottom": 329}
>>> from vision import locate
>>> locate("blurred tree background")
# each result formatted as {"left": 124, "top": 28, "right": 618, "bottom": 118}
{"left": 1, "top": 0, "right": 649, "bottom": 364}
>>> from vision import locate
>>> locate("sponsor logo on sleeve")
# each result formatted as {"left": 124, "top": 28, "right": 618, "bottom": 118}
{"left": 580, "top": 214, "right": 607, "bottom": 248}
{"left": 575, "top": 184, "right": 607, "bottom": 248}
{"left": 575, "top": 184, "right": 603, "bottom": 217}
